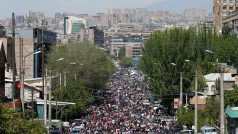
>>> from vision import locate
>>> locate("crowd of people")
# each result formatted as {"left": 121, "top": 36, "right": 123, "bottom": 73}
{"left": 70, "top": 68, "right": 180, "bottom": 134}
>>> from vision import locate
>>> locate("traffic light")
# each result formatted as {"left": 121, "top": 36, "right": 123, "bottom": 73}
{"left": 15, "top": 82, "right": 21, "bottom": 99}
{"left": 16, "top": 82, "right": 21, "bottom": 90}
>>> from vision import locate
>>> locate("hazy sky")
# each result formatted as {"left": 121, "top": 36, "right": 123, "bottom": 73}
{"left": 0, "top": 0, "right": 213, "bottom": 19}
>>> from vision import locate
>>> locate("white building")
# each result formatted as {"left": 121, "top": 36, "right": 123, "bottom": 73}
{"left": 64, "top": 16, "right": 87, "bottom": 35}
{"left": 204, "top": 73, "right": 235, "bottom": 96}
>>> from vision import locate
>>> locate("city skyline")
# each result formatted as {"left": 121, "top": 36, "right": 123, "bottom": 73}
{"left": 0, "top": 0, "right": 213, "bottom": 19}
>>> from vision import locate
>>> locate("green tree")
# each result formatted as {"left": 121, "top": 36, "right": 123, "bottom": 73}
{"left": 0, "top": 104, "right": 47, "bottom": 134}
{"left": 46, "top": 43, "right": 115, "bottom": 89}
{"left": 120, "top": 57, "right": 133, "bottom": 68}
{"left": 225, "top": 86, "right": 238, "bottom": 107}
{"left": 177, "top": 98, "right": 219, "bottom": 130}
{"left": 118, "top": 46, "right": 126, "bottom": 60}
{"left": 53, "top": 81, "right": 93, "bottom": 118}
{"left": 141, "top": 27, "right": 238, "bottom": 97}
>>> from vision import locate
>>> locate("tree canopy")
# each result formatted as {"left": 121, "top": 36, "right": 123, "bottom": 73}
{"left": 0, "top": 104, "right": 47, "bottom": 134}
{"left": 53, "top": 81, "right": 93, "bottom": 119}
{"left": 120, "top": 57, "right": 133, "bottom": 68}
{"left": 46, "top": 43, "right": 115, "bottom": 119}
{"left": 46, "top": 43, "right": 116, "bottom": 89}
{"left": 177, "top": 98, "right": 220, "bottom": 130}
{"left": 140, "top": 26, "right": 238, "bottom": 98}
{"left": 225, "top": 86, "right": 238, "bottom": 107}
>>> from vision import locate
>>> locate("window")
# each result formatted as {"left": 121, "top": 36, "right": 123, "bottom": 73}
{"left": 223, "top": 6, "right": 227, "bottom": 10}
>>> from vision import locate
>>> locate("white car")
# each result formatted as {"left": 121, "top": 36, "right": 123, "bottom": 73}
{"left": 200, "top": 126, "right": 217, "bottom": 134}
{"left": 180, "top": 130, "right": 194, "bottom": 134}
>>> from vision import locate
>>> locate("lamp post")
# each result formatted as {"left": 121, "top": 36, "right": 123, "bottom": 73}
{"left": 170, "top": 62, "right": 183, "bottom": 107}
{"left": 195, "top": 70, "right": 198, "bottom": 134}
{"left": 171, "top": 60, "right": 198, "bottom": 132}
{"left": 182, "top": 59, "right": 198, "bottom": 133}
{"left": 21, "top": 51, "right": 41, "bottom": 117}
{"left": 205, "top": 49, "right": 224, "bottom": 134}
{"left": 51, "top": 57, "right": 64, "bottom": 121}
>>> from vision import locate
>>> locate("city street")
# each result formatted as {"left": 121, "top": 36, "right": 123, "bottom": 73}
{"left": 70, "top": 68, "right": 181, "bottom": 134}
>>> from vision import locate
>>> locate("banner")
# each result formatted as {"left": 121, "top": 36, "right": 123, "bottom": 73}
{"left": 174, "top": 98, "right": 179, "bottom": 109}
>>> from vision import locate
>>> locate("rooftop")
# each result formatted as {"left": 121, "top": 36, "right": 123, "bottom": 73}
{"left": 204, "top": 73, "right": 235, "bottom": 82}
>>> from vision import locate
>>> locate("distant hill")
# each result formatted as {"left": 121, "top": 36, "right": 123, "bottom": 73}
{"left": 147, "top": 0, "right": 213, "bottom": 13}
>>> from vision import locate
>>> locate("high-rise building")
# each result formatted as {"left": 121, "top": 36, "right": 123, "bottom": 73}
{"left": 79, "top": 26, "right": 104, "bottom": 45}
{"left": 214, "top": 0, "right": 238, "bottom": 35}
{"left": 33, "top": 28, "right": 56, "bottom": 78}
{"left": 16, "top": 15, "right": 25, "bottom": 24}
{"left": 55, "top": 12, "right": 62, "bottom": 23}
{"left": 64, "top": 16, "right": 87, "bottom": 35}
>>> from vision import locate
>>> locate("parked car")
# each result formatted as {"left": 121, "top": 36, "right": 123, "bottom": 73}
{"left": 179, "top": 130, "right": 194, "bottom": 134}
{"left": 49, "top": 120, "right": 63, "bottom": 134}
{"left": 71, "top": 119, "right": 85, "bottom": 134}
{"left": 200, "top": 125, "right": 217, "bottom": 134}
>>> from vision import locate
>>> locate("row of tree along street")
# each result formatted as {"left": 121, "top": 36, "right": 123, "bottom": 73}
{"left": 2, "top": 26, "right": 238, "bottom": 133}
{"left": 0, "top": 43, "right": 116, "bottom": 133}
{"left": 140, "top": 26, "right": 238, "bottom": 128}
{"left": 46, "top": 43, "right": 116, "bottom": 120}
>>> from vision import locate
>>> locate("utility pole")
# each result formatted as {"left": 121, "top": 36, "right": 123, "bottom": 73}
{"left": 180, "top": 72, "right": 183, "bottom": 106}
{"left": 56, "top": 73, "right": 61, "bottom": 119}
{"left": 220, "top": 68, "right": 225, "bottom": 134}
{"left": 44, "top": 68, "right": 47, "bottom": 125}
{"left": 219, "top": 0, "right": 222, "bottom": 36}
{"left": 11, "top": 13, "right": 16, "bottom": 109}
{"left": 48, "top": 70, "right": 52, "bottom": 126}
{"left": 41, "top": 18, "right": 47, "bottom": 125}
{"left": 20, "top": 37, "right": 25, "bottom": 116}
{"left": 195, "top": 70, "right": 198, "bottom": 134}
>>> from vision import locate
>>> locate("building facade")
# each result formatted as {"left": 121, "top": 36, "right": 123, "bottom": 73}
{"left": 125, "top": 42, "right": 143, "bottom": 58}
{"left": 223, "top": 11, "right": 238, "bottom": 36}
{"left": 64, "top": 16, "right": 87, "bottom": 35}
{"left": 214, "top": 0, "right": 238, "bottom": 35}
{"left": 204, "top": 73, "right": 235, "bottom": 95}
{"left": 79, "top": 26, "right": 104, "bottom": 45}
{"left": 0, "top": 41, "right": 7, "bottom": 101}
{"left": 33, "top": 28, "right": 57, "bottom": 78}
{"left": 221, "top": 0, "right": 238, "bottom": 18}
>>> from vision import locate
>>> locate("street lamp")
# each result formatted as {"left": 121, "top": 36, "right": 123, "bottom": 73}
{"left": 21, "top": 50, "right": 41, "bottom": 117}
{"left": 205, "top": 49, "right": 224, "bottom": 134}
{"left": 170, "top": 62, "right": 183, "bottom": 107}
{"left": 181, "top": 59, "right": 198, "bottom": 133}
{"left": 205, "top": 49, "right": 213, "bottom": 54}
{"left": 171, "top": 60, "right": 198, "bottom": 132}
{"left": 56, "top": 58, "right": 64, "bottom": 62}
{"left": 51, "top": 57, "right": 64, "bottom": 121}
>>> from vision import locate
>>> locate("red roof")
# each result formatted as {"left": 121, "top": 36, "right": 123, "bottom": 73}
{"left": 189, "top": 96, "right": 206, "bottom": 105}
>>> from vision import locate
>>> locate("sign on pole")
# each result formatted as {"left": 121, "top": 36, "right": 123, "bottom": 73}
{"left": 174, "top": 98, "right": 179, "bottom": 109}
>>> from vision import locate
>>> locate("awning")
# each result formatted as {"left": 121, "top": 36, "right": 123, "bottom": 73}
{"left": 225, "top": 106, "right": 238, "bottom": 118}
{"left": 36, "top": 99, "right": 75, "bottom": 106}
